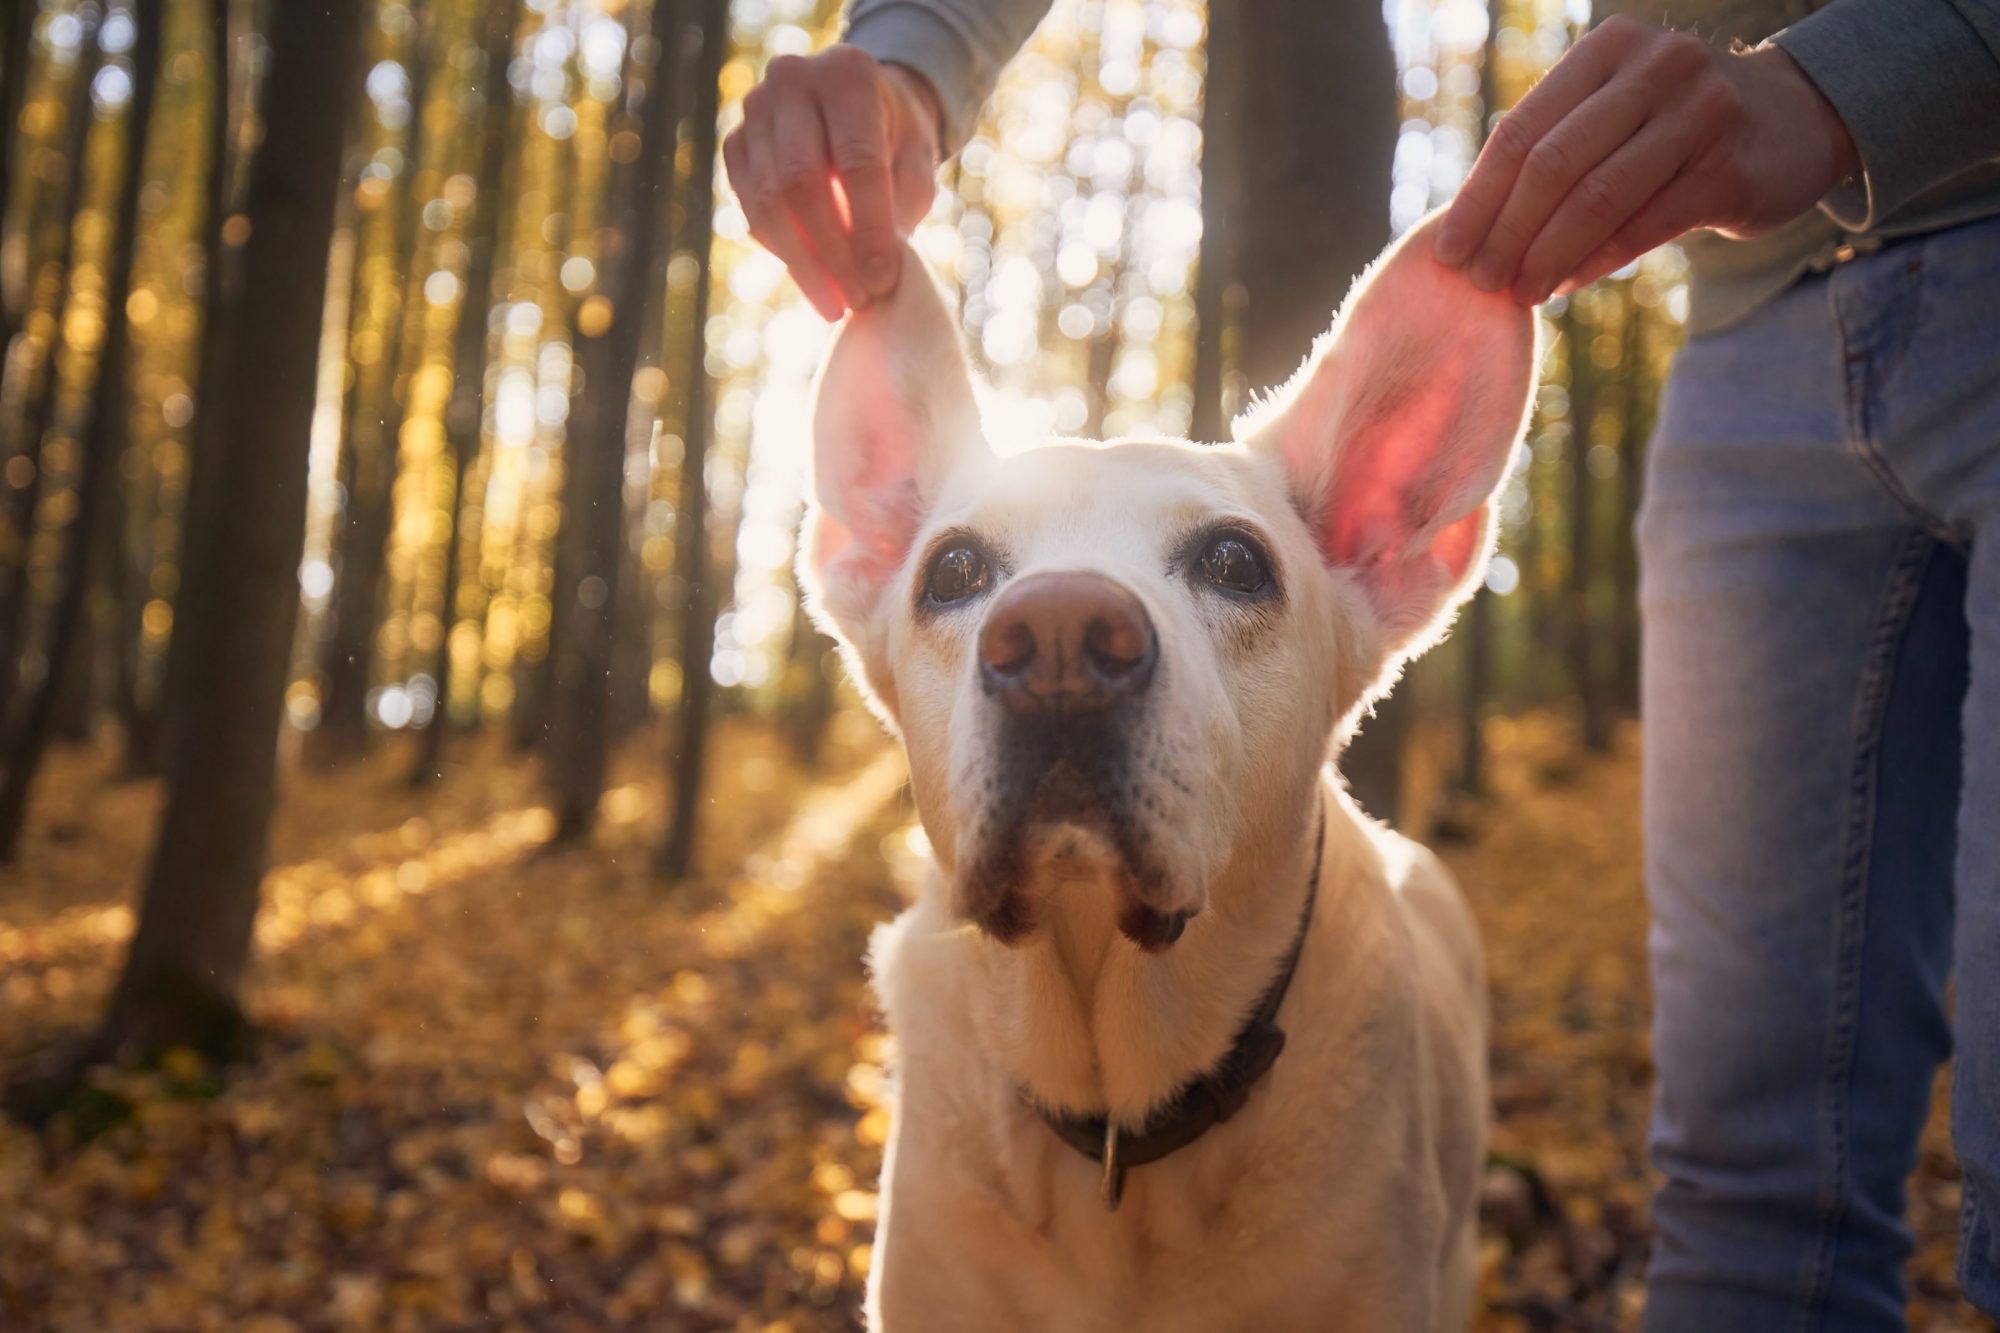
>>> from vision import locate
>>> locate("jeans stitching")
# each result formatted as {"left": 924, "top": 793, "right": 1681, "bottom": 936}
{"left": 1796, "top": 531, "right": 1936, "bottom": 1329}
{"left": 1833, "top": 257, "right": 1963, "bottom": 547}
{"left": 1967, "top": 1141, "right": 1998, "bottom": 1310}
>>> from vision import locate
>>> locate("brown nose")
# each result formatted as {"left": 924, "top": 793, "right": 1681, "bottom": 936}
{"left": 977, "top": 571, "right": 1157, "bottom": 713}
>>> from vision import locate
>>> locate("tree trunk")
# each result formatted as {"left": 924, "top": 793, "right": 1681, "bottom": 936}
{"left": 1567, "top": 304, "right": 1611, "bottom": 751}
{"left": 0, "top": 13, "right": 101, "bottom": 733}
{"left": 1455, "top": 9, "right": 1507, "bottom": 797}
{"left": 510, "top": 121, "right": 579, "bottom": 754}
{"left": 1614, "top": 292, "right": 1647, "bottom": 715}
{"left": 0, "top": 0, "right": 161, "bottom": 860}
{"left": 548, "top": 0, "right": 680, "bottom": 841}
{"left": 95, "top": 0, "right": 361, "bottom": 1063}
{"left": 657, "top": 0, "right": 729, "bottom": 878}
{"left": 314, "top": 9, "right": 436, "bottom": 767}
{"left": 411, "top": 0, "right": 519, "bottom": 786}
{"left": 1187, "top": 0, "right": 1238, "bottom": 446}
{"left": 137, "top": 0, "right": 237, "bottom": 777}
{"left": 0, "top": 0, "right": 36, "bottom": 348}
{"left": 782, "top": 591, "right": 836, "bottom": 766}
{"left": 1193, "top": 0, "right": 1402, "bottom": 820}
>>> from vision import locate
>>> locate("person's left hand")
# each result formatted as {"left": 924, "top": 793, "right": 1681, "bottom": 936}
{"left": 1434, "top": 14, "right": 1860, "bottom": 306}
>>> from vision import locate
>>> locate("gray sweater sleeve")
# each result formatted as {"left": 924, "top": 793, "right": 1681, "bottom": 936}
{"left": 1772, "top": 0, "right": 2000, "bottom": 230}
{"left": 844, "top": 0, "right": 1058, "bottom": 154}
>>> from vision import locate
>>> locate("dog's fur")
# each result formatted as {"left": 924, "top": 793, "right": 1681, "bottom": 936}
{"left": 798, "top": 213, "right": 1537, "bottom": 1331}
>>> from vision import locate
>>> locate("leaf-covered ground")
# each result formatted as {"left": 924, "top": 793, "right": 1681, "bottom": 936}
{"left": 1446, "top": 720, "right": 1978, "bottom": 1331}
{"left": 0, "top": 715, "right": 1984, "bottom": 1330}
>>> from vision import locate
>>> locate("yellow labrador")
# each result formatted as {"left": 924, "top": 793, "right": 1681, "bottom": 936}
{"left": 799, "top": 214, "right": 1537, "bottom": 1332}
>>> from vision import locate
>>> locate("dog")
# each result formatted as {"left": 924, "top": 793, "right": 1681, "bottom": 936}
{"left": 798, "top": 212, "right": 1537, "bottom": 1331}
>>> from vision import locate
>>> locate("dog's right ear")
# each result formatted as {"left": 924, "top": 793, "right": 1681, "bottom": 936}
{"left": 800, "top": 249, "right": 987, "bottom": 649}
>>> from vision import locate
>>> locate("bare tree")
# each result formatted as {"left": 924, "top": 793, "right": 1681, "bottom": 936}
{"left": 0, "top": 0, "right": 163, "bottom": 858}
{"left": 1190, "top": 0, "right": 1404, "bottom": 820}
{"left": 93, "top": 0, "right": 363, "bottom": 1063}
{"left": 314, "top": 9, "right": 438, "bottom": 766}
{"left": 0, "top": 0, "right": 36, "bottom": 354}
{"left": 656, "top": 0, "right": 729, "bottom": 878}
{"left": 411, "top": 0, "right": 521, "bottom": 786}
{"left": 548, "top": 0, "right": 680, "bottom": 841}
{"left": 1566, "top": 303, "right": 1612, "bottom": 751}
{"left": 136, "top": 0, "right": 240, "bottom": 775}
{"left": 1456, "top": 11, "right": 1508, "bottom": 799}
{"left": 0, "top": 9, "right": 101, "bottom": 732}
{"left": 1613, "top": 293, "right": 1648, "bottom": 715}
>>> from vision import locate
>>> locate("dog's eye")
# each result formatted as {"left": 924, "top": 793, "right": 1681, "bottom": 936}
{"left": 1196, "top": 534, "right": 1270, "bottom": 595}
{"left": 925, "top": 545, "right": 991, "bottom": 605}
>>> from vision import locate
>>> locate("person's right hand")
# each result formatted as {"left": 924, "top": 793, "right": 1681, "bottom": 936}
{"left": 723, "top": 47, "right": 943, "bottom": 321}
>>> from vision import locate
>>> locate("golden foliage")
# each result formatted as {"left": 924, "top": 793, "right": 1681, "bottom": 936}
{"left": 0, "top": 715, "right": 1979, "bottom": 1330}
{"left": 1452, "top": 715, "right": 1976, "bottom": 1332}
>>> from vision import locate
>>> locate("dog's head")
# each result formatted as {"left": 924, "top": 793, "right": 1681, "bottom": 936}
{"left": 799, "top": 218, "right": 1535, "bottom": 949}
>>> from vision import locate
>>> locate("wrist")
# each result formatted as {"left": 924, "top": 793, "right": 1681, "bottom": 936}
{"left": 1750, "top": 43, "right": 1860, "bottom": 189}
{"left": 882, "top": 62, "right": 945, "bottom": 161}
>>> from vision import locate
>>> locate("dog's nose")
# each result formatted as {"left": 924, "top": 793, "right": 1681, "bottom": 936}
{"left": 978, "top": 571, "right": 1157, "bottom": 712}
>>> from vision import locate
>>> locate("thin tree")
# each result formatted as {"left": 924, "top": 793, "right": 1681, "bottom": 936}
{"left": 92, "top": 0, "right": 362, "bottom": 1063}
{"left": 134, "top": 0, "right": 237, "bottom": 775}
{"left": 656, "top": 0, "right": 728, "bottom": 878}
{"left": 1566, "top": 302, "right": 1612, "bottom": 751}
{"left": 0, "top": 0, "right": 37, "bottom": 354}
{"left": 1456, "top": 9, "right": 1509, "bottom": 799}
{"left": 782, "top": 591, "right": 837, "bottom": 766}
{"left": 0, "top": 10, "right": 102, "bottom": 732}
{"left": 1189, "top": 0, "right": 1402, "bottom": 820}
{"left": 0, "top": 0, "right": 163, "bottom": 859}
{"left": 315, "top": 9, "right": 438, "bottom": 765}
{"left": 545, "top": 0, "right": 680, "bottom": 841}
{"left": 511, "top": 123, "right": 579, "bottom": 754}
{"left": 411, "top": 0, "right": 520, "bottom": 786}
{"left": 1613, "top": 289, "right": 1648, "bottom": 714}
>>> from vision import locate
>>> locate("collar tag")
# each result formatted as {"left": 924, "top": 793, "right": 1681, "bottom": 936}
{"left": 1100, "top": 1120, "right": 1127, "bottom": 1211}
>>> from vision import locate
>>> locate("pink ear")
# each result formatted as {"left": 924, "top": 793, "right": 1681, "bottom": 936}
{"left": 801, "top": 249, "right": 985, "bottom": 643}
{"left": 1239, "top": 211, "right": 1537, "bottom": 654}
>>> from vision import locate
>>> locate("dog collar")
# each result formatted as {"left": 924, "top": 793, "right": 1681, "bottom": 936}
{"left": 1030, "top": 802, "right": 1327, "bottom": 1210}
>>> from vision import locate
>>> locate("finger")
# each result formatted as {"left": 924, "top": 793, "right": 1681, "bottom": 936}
{"left": 770, "top": 90, "right": 868, "bottom": 310}
{"left": 1510, "top": 104, "right": 1713, "bottom": 304}
{"left": 736, "top": 116, "right": 847, "bottom": 320}
{"left": 721, "top": 123, "right": 756, "bottom": 208}
{"left": 1554, "top": 176, "right": 1714, "bottom": 296}
{"left": 1459, "top": 78, "right": 1657, "bottom": 294}
{"left": 889, "top": 144, "right": 938, "bottom": 233}
{"left": 1434, "top": 15, "right": 1643, "bottom": 266}
{"left": 817, "top": 52, "right": 901, "bottom": 297}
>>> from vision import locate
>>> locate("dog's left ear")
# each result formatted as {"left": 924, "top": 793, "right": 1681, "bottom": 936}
{"left": 801, "top": 247, "right": 988, "bottom": 648}
{"left": 1238, "top": 212, "right": 1537, "bottom": 659}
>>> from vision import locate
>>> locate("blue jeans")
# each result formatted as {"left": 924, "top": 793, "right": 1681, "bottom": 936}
{"left": 1639, "top": 213, "right": 2000, "bottom": 1331}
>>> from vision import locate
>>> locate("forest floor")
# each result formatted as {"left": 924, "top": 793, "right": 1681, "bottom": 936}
{"left": 0, "top": 713, "right": 1982, "bottom": 1331}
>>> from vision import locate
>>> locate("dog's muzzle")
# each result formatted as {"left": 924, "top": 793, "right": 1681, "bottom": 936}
{"left": 958, "top": 572, "right": 1188, "bottom": 949}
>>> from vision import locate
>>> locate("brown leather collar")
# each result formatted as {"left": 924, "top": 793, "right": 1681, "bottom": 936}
{"left": 1029, "top": 803, "right": 1326, "bottom": 1210}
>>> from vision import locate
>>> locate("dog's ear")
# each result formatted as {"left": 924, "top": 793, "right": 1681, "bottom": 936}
{"left": 801, "top": 248, "right": 987, "bottom": 647}
{"left": 1237, "top": 212, "right": 1536, "bottom": 660}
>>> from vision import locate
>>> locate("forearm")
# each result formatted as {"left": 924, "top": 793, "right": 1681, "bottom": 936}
{"left": 844, "top": 0, "right": 1057, "bottom": 154}
{"left": 1771, "top": 0, "right": 2000, "bottom": 229}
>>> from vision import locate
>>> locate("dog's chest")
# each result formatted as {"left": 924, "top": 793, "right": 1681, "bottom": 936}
{"left": 950, "top": 1120, "right": 1437, "bottom": 1333}
{"left": 970, "top": 1123, "right": 1325, "bottom": 1328}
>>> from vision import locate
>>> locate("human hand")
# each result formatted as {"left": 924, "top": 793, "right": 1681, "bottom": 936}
{"left": 723, "top": 46, "right": 943, "bottom": 321}
{"left": 1434, "top": 14, "right": 1860, "bottom": 306}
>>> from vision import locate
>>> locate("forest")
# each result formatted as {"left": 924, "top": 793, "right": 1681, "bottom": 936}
{"left": 0, "top": 0, "right": 1979, "bottom": 1328}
